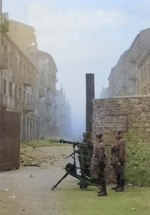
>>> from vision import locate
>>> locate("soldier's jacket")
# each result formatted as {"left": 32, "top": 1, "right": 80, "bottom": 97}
{"left": 90, "top": 141, "right": 106, "bottom": 180}
{"left": 111, "top": 138, "right": 126, "bottom": 165}
{"left": 78, "top": 141, "right": 93, "bottom": 177}
{"left": 91, "top": 142, "right": 106, "bottom": 166}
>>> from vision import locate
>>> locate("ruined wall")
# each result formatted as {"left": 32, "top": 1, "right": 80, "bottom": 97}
{"left": 92, "top": 95, "right": 150, "bottom": 139}
{"left": 92, "top": 96, "right": 150, "bottom": 185}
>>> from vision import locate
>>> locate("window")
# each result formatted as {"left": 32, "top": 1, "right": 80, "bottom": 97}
{"left": 23, "top": 91, "right": 26, "bottom": 103}
{"left": 24, "top": 65, "right": 26, "bottom": 77}
{"left": 3, "top": 79, "right": 6, "bottom": 94}
{"left": 9, "top": 82, "right": 12, "bottom": 97}
{"left": 27, "top": 93, "right": 29, "bottom": 103}
{"left": 142, "top": 70, "right": 144, "bottom": 83}
{"left": 19, "top": 61, "right": 22, "bottom": 72}
{"left": 15, "top": 57, "right": 17, "bottom": 69}
{"left": 19, "top": 88, "right": 21, "bottom": 99}
{"left": 10, "top": 52, "right": 13, "bottom": 67}
{"left": 15, "top": 85, "right": 17, "bottom": 99}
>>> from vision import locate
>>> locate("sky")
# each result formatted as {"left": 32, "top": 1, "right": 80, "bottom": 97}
{"left": 2, "top": 0, "right": 150, "bottom": 136}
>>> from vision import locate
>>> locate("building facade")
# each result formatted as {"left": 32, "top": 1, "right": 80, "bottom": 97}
{"left": 0, "top": 32, "right": 39, "bottom": 141}
{"left": 55, "top": 86, "right": 72, "bottom": 138}
{"left": 101, "top": 28, "right": 150, "bottom": 98}
{"left": 0, "top": 3, "right": 72, "bottom": 141}
{"left": 38, "top": 50, "right": 58, "bottom": 137}
{"left": 138, "top": 49, "right": 150, "bottom": 95}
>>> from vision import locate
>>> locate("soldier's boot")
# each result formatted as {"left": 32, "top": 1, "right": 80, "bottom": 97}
{"left": 97, "top": 182, "right": 107, "bottom": 196}
{"left": 97, "top": 189, "right": 107, "bottom": 196}
{"left": 115, "top": 179, "right": 124, "bottom": 192}
{"left": 115, "top": 187, "right": 124, "bottom": 192}
{"left": 111, "top": 175, "right": 120, "bottom": 190}
{"left": 111, "top": 185, "right": 120, "bottom": 190}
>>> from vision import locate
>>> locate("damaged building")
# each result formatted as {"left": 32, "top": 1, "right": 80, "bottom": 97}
{"left": 101, "top": 28, "right": 150, "bottom": 98}
{"left": 55, "top": 86, "right": 72, "bottom": 138}
{"left": 95, "top": 28, "right": 150, "bottom": 184}
{"left": 0, "top": 7, "right": 72, "bottom": 141}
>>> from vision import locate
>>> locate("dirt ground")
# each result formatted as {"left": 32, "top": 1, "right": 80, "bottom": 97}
{"left": 0, "top": 145, "right": 78, "bottom": 215}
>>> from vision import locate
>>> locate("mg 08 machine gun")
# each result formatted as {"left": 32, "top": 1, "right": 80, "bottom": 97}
{"left": 51, "top": 138, "right": 101, "bottom": 190}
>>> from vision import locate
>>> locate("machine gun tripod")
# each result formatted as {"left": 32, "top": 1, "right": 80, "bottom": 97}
{"left": 51, "top": 139, "right": 101, "bottom": 191}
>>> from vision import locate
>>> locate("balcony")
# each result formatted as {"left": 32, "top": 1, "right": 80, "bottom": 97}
{"left": 0, "top": 57, "right": 8, "bottom": 69}
{"left": 14, "top": 99, "right": 21, "bottom": 109}
{"left": 0, "top": 94, "right": 7, "bottom": 107}
{"left": 130, "top": 59, "right": 135, "bottom": 64}
{"left": 130, "top": 55, "right": 136, "bottom": 64}
{"left": 128, "top": 72, "right": 137, "bottom": 81}
{"left": 23, "top": 102, "right": 34, "bottom": 113}
{"left": 23, "top": 78, "right": 32, "bottom": 87}
{"left": 1, "top": 14, "right": 9, "bottom": 33}
{"left": 8, "top": 97, "right": 15, "bottom": 109}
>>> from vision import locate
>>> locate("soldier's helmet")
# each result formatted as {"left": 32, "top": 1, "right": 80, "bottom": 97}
{"left": 82, "top": 132, "right": 89, "bottom": 141}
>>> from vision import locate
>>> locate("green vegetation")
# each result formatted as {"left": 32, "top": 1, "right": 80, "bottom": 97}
{"left": 124, "top": 128, "right": 150, "bottom": 186}
{"left": 60, "top": 185, "right": 150, "bottom": 215}
{"left": 101, "top": 128, "right": 150, "bottom": 187}
{"left": 20, "top": 137, "right": 61, "bottom": 148}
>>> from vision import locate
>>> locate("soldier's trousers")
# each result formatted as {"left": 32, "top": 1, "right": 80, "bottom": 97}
{"left": 98, "top": 165, "right": 106, "bottom": 192}
{"left": 113, "top": 163, "right": 124, "bottom": 188}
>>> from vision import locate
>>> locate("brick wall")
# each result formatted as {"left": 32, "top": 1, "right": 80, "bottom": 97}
{"left": 92, "top": 96, "right": 150, "bottom": 184}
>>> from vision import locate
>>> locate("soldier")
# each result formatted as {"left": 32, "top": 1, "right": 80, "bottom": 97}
{"left": 111, "top": 131, "right": 126, "bottom": 192}
{"left": 78, "top": 132, "right": 93, "bottom": 179}
{"left": 90, "top": 134, "right": 107, "bottom": 196}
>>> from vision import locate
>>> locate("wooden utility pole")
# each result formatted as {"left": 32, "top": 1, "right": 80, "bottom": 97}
{"left": 86, "top": 73, "right": 95, "bottom": 134}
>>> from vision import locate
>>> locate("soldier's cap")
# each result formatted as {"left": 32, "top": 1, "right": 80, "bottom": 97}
{"left": 82, "top": 132, "right": 89, "bottom": 136}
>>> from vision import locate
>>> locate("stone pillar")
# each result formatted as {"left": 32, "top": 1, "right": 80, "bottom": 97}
{"left": 86, "top": 73, "right": 95, "bottom": 135}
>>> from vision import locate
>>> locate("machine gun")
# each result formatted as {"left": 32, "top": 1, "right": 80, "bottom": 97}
{"left": 59, "top": 139, "right": 80, "bottom": 166}
{"left": 51, "top": 139, "right": 101, "bottom": 190}
{"left": 60, "top": 139, "right": 80, "bottom": 146}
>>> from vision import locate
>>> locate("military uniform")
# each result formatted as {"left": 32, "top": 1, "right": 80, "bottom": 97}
{"left": 90, "top": 141, "right": 107, "bottom": 196}
{"left": 78, "top": 141, "right": 93, "bottom": 178}
{"left": 78, "top": 132, "right": 93, "bottom": 178}
{"left": 111, "top": 137, "right": 126, "bottom": 191}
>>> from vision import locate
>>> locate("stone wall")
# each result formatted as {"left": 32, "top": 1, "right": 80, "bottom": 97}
{"left": 92, "top": 96, "right": 150, "bottom": 184}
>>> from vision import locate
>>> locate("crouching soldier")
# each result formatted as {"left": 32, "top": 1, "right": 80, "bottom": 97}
{"left": 90, "top": 134, "right": 107, "bottom": 196}
{"left": 111, "top": 131, "right": 126, "bottom": 192}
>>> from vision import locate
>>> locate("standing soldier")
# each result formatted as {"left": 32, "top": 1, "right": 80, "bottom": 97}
{"left": 77, "top": 132, "right": 93, "bottom": 188}
{"left": 90, "top": 134, "right": 107, "bottom": 196}
{"left": 111, "top": 131, "right": 126, "bottom": 192}
{"left": 78, "top": 132, "right": 93, "bottom": 178}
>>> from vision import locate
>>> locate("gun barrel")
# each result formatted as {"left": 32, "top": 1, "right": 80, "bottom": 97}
{"left": 60, "top": 139, "right": 81, "bottom": 145}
